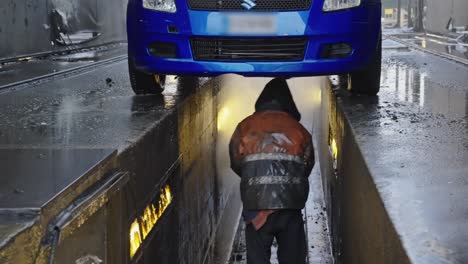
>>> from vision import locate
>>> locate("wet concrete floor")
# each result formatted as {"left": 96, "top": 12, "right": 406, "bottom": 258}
{"left": 0, "top": 148, "right": 114, "bottom": 209}
{"left": 0, "top": 61, "right": 198, "bottom": 150}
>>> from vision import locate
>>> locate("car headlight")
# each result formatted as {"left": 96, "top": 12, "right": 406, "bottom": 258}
{"left": 143, "top": 0, "right": 176, "bottom": 13}
{"left": 323, "top": 0, "right": 361, "bottom": 11}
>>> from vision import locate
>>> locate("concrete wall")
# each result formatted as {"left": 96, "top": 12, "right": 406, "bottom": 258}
{"left": 318, "top": 83, "right": 411, "bottom": 263}
{"left": 425, "top": 0, "right": 468, "bottom": 34}
{"left": 0, "top": 70, "right": 227, "bottom": 263}
{"left": 115, "top": 81, "right": 225, "bottom": 264}
{"left": 0, "top": 0, "right": 127, "bottom": 61}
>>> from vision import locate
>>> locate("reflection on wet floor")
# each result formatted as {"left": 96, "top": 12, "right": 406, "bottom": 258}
{"left": 383, "top": 38, "right": 409, "bottom": 50}
{"left": 382, "top": 54, "right": 468, "bottom": 119}
{"left": 51, "top": 51, "right": 101, "bottom": 62}
{"left": 413, "top": 37, "right": 468, "bottom": 60}
{"left": 216, "top": 75, "right": 332, "bottom": 264}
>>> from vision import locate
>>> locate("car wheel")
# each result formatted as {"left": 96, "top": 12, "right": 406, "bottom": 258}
{"left": 128, "top": 59, "right": 165, "bottom": 95}
{"left": 349, "top": 35, "right": 382, "bottom": 96}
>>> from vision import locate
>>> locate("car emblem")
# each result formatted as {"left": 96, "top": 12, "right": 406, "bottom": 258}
{"left": 241, "top": 0, "right": 256, "bottom": 10}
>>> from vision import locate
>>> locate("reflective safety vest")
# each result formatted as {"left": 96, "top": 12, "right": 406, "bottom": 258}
{"left": 229, "top": 110, "right": 314, "bottom": 210}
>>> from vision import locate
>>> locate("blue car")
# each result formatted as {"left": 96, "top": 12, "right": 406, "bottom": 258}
{"left": 127, "top": 0, "right": 382, "bottom": 95}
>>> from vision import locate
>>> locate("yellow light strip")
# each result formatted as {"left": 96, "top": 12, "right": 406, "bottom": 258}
{"left": 330, "top": 138, "right": 338, "bottom": 161}
{"left": 129, "top": 184, "right": 173, "bottom": 259}
{"left": 129, "top": 220, "right": 142, "bottom": 259}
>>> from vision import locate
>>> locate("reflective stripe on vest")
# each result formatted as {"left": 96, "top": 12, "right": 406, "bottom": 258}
{"left": 243, "top": 153, "right": 304, "bottom": 164}
{"left": 247, "top": 176, "right": 306, "bottom": 185}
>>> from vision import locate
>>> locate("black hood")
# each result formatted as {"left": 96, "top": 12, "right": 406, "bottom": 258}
{"left": 255, "top": 78, "right": 301, "bottom": 121}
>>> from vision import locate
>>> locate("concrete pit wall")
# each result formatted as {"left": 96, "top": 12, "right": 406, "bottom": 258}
{"left": 0, "top": 79, "right": 229, "bottom": 264}
{"left": 317, "top": 83, "right": 411, "bottom": 264}
{"left": 117, "top": 81, "right": 225, "bottom": 264}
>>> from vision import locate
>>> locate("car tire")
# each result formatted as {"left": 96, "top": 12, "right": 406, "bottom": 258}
{"left": 128, "top": 59, "right": 165, "bottom": 95}
{"left": 349, "top": 34, "right": 382, "bottom": 96}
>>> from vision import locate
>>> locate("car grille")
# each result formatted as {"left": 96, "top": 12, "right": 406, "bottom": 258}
{"left": 190, "top": 37, "right": 307, "bottom": 62}
{"left": 187, "top": 0, "right": 312, "bottom": 11}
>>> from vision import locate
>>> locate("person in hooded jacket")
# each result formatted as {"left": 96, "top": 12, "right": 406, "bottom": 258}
{"left": 229, "top": 78, "right": 314, "bottom": 264}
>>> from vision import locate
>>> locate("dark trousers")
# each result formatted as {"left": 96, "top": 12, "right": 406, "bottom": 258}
{"left": 245, "top": 210, "right": 307, "bottom": 264}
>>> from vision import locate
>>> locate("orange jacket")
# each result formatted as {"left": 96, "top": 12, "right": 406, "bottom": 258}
{"left": 229, "top": 110, "right": 314, "bottom": 211}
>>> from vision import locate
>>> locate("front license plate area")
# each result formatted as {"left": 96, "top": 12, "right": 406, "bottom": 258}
{"left": 227, "top": 14, "right": 277, "bottom": 34}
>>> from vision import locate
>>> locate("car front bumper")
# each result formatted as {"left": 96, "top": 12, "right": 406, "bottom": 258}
{"left": 127, "top": 0, "right": 381, "bottom": 77}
